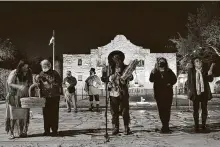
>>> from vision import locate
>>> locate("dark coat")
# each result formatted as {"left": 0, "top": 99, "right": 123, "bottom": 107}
{"left": 149, "top": 68, "right": 177, "bottom": 100}
{"left": 39, "top": 69, "right": 62, "bottom": 98}
{"left": 63, "top": 76, "right": 77, "bottom": 93}
{"left": 187, "top": 68, "right": 213, "bottom": 101}
{"left": 101, "top": 64, "right": 133, "bottom": 97}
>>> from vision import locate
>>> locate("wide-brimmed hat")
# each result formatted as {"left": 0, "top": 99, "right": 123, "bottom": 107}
{"left": 90, "top": 68, "right": 96, "bottom": 74}
{"left": 191, "top": 56, "right": 202, "bottom": 62}
{"left": 157, "top": 57, "right": 166, "bottom": 62}
{"left": 108, "top": 50, "right": 125, "bottom": 63}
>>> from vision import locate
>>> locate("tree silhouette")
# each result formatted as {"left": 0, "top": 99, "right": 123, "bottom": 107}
{"left": 0, "top": 38, "right": 27, "bottom": 69}
{"left": 170, "top": 2, "right": 220, "bottom": 75}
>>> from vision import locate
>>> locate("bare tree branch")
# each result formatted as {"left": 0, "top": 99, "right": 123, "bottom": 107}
{"left": 209, "top": 45, "right": 220, "bottom": 57}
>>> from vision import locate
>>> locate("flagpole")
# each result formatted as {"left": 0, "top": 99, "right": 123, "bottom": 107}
{"left": 53, "top": 30, "right": 55, "bottom": 70}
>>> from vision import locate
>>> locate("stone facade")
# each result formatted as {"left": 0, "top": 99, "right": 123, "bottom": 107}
{"left": 63, "top": 35, "right": 177, "bottom": 93}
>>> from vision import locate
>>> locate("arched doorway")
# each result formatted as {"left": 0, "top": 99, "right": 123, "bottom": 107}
{"left": 177, "top": 74, "right": 187, "bottom": 95}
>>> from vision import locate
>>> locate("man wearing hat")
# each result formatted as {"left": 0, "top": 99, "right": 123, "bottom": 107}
{"left": 102, "top": 50, "right": 133, "bottom": 135}
{"left": 84, "top": 68, "right": 102, "bottom": 112}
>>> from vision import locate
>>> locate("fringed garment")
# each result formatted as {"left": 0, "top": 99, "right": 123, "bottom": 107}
{"left": 5, "top": 69, "right": 31, "bottom": 135}
{"left": 108, "top": 65, "right": 133, "bottom": 125}
{"left": 85, "top": 75, "right": 101, "bottom": 95}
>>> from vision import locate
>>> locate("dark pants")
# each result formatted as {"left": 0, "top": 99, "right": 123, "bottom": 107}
{"left": 193, "top": 93, "right": 208, "bottom": 127}
{"left": 65, "top": 92, "right": 77, "bottom": 111}
{"left": 156, "top": 96, "right": 173, "bottom": 130}
{"left": 110, "top": 96, "right": 130, "bottom": 127}
{"left": 43, "top": 96, "right": 60, "bottom": 133}
{"left": 89, "top": 95, "right": 99, "bottom": 101}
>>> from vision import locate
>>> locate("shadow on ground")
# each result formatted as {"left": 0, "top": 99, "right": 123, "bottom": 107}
{"left": 27, "top": 123, "right": 220, "bottom": 138}
{"left": 179, "top": 122, "right": 220, "bottom": 134}
{"left": 28, "top": 128, "right": 110, "bottom": 138}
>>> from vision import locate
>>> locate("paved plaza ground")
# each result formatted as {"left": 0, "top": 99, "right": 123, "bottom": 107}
{"left": 0, "top": 96, "right": 220, "bottom": 147}
{"left": 58, "top": 95, "right": 220, "bottom": 108}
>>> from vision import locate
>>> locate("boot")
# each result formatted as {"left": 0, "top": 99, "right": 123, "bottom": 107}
{"left": 112, "top": 124, "right": 119, "bottom": 135}
{"left": 202, "top": 120, "right": 210, "bottom": 132}
{"left": 193, "top": 113, "right": 199, "bottom": 133}
{"left": 73, "top": 108, "right": 78, "bottom": 113}
{"left": 124, "top": 125, "right": 130, "bottom": 135}
{"left": 9, "top": 132, "right": 15, "bottom": 140}
{"left": 19, "top": 133, "right": 27, "bottom": 138}
{"left": 96, "top": 104, "right": 100, "bottom": 112}
{"left": 89, "top": 104, "right": 94, "bottom": 111}
{"left": 202, "top": 113, "right": 208, "bottom": 130}
{"left": 194, "top": 125, "right": 199, "bottom": 133}
{"left": 160, "top": 125, "right": 171, "bottom": 134}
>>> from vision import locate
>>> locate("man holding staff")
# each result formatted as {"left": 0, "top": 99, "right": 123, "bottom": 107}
{"left": 102, "top": 50, "right": 134, "bottom": 135}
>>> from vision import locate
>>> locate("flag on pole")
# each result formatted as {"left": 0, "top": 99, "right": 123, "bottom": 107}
{"left": 48, "top": 30, "right": 55, "bottom": 70}
{"left": 49, "top": 36, "right": 54, "bottom": 45}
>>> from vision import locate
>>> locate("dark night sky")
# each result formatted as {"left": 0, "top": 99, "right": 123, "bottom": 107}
{"left": 0, "top": 1, "right": 204, "bottom": 58}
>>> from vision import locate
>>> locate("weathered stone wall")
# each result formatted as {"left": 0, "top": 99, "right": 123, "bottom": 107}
{"left": 63, "top": 54, "right": 91, "bottom": 93}
{"left": 63, "top": 35, "right": 177, "bottom": 91}
{"left": 91, "top": 35, "right": 150, "bottom": 88}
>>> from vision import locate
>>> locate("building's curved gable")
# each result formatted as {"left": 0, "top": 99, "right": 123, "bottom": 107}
{"left": 94, "top": 35, "right": 150, "bottom": 65}
{"left": 63, "top": 34, "right": 177, "bottom": 92}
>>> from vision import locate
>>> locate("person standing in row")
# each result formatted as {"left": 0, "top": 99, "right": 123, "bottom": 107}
{"left": 63, "top": 71, "right": 78, "bottom": 113}
{"left": 149, "top": 57, "right": 177, "bottom": 134}
{"left": 84, "top": 68, "right": 102, "bottom": 112}
{"left": 5, "top": 60, "right": 33, "bottom": 139}
{"left": 187, "top": 57, "right": 214, "bottom": 132}
{"left": 38, "top": 60, "right": 62, "bottom": 136}
{"left": 103, "top": 50, "right": 133, "bottom": 135}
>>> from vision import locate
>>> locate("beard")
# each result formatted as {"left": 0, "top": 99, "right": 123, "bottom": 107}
{"left": 42, "top": 68, "right": 50, "bottom": 72}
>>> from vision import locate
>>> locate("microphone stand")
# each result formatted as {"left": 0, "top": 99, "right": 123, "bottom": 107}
{"left": 104, "top": 80, "right": 110, "bottom": 142}
{"left": 102, "top": 65, "right": 110, "bottom": 143}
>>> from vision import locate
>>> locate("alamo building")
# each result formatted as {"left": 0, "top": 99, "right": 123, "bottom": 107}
{"left": 63, "top": 35, "right": 177, "bottom": 95}
{"left": 63, "top": 34, "right": 220, "bottom": 95}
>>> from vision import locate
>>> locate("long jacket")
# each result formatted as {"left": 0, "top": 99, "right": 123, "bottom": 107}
{"left": 104, "top": 64, "right": 134, "bottom": 98}
{"left": 84, "top": 75, "right": 101, "bottom": 95}
{"left": 38, "top": 69, "right": 62, "bottom": 98}
{"left": 187, "top": 67, "right": 213, "bottom": 101}
{"left": 149, "top": 68, "right": 177, "bottom": 100}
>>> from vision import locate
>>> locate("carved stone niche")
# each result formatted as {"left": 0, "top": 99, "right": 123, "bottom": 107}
{"left": 96, "top": 35, "right": 150, "bottom": 65}
{"left": 63, "top": 56, "right": 73, "bottom": 65}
